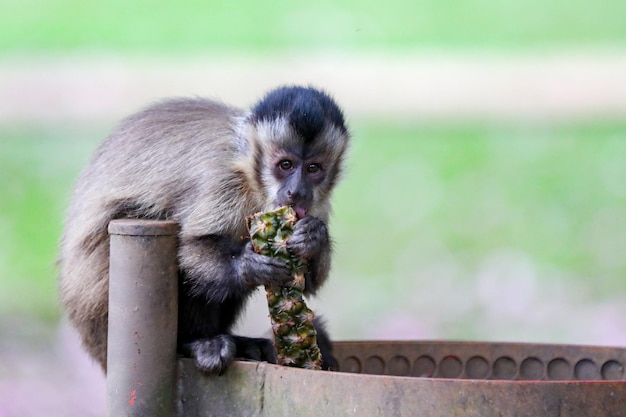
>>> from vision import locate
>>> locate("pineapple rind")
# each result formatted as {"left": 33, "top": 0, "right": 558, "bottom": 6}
{"left": 246, "top": 206, "right": 323, "bottom": 370}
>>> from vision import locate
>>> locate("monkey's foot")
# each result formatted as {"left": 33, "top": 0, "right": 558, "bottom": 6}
{"left": 183, "top": 335, "right": 236, "bottom": 375}
{"left": 233, "top": 336, "right": 277, "bottom": 363}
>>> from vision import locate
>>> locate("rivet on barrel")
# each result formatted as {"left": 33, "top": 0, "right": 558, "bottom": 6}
{"left": 364, "top": 356, "right": 385, "bottom": 375}
{"left": 439, "top": 356, "right": 463, "bottom": 378}
{"left": 493, "top": 357, "right": 517, "bottom": 380}
{"left": 519, "top": 357, "right": 544, "bottom": 380}
{"left": 574, "top": 359, "right": 601, "bottom": 380}
{"left": 388, "top": 355, "right": 411, "bottom": 376}
{"left": 601, "top": 360, "right": 625, "bottom": 380}
{"left": 342, "top": 356, "right": 362, "bottom": 374}
{"left": 547, "top": 358, "right": 572, "bottom": 380}
{"left": 412, "top": 355, "right": 436, "bottom": 378}
{"left": 465, "top": 356, "right": 490, "bottom": 379}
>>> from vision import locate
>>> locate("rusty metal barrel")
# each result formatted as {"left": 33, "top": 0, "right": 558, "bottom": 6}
{"left": 107, "top": 219, "right": 179, "bottom": 417}
{"left": 179, "top": 341, "right": 626, "bottom": 417}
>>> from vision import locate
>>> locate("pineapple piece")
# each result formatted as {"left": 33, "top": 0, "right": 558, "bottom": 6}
{"left": 246, "top": 206, "right": 323, "bottom": 370}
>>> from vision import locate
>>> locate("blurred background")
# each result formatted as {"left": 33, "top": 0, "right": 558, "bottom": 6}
{"left": 1, "top": 0, "right": 626, "bottom": 415}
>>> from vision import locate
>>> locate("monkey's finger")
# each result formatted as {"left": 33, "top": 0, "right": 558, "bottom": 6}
{"left": 242, "top": 251, "right": 292, "bottom": 287}
{"left": 287, "top": 221, "right": 328, "bottom": 259}
{"left": 259, "top": 256, "right": 293, "bottom": 286}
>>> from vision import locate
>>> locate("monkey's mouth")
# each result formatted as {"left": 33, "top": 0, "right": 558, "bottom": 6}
{"left": 293, "top": 206, "right": 308, "bottom": 219}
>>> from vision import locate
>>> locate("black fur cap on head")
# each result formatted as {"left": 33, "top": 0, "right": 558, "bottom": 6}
{"left": 251, "top": 86, "right": 347, "bottom": 142}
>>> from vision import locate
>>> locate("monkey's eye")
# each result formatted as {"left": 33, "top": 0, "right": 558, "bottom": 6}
{"left": 279, "top": 160, "right": 293, "bottom": 170}
{"left": 307, "top": 163, "right": 322, "bottom": 174}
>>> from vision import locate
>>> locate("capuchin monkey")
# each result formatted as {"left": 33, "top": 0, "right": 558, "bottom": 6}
{"left": 57, "top": 85, "right": 350, "bottom": 374}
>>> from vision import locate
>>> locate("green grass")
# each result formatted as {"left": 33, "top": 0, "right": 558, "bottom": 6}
{"left": 0, "top": 126, "right": 103, "bottom": 320}
{"left": 328, "top": 122, "right": 626, "bottom": 340}
{"left": 1, "top": 0, "right": 625, "bottom": 53}
{"left": 2, "top": 122, "right": 625, "bottom": 324}
{"left": 332, "top": 122, "right": 626, "bottom": 297}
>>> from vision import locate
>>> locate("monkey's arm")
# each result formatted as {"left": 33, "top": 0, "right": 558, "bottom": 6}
{"left": 177, "top": 234, "right": 294, "bottom": 374}
{"left": 178, "top": 235, "right": 293, "bottom": 302}
{"left": 305, "top": 247, "right": 331, "bottom": 294}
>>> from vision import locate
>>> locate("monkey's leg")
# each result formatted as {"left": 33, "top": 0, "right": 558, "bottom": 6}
{"left": 312, "top": 317, "right": 338, "bottom": 371}
{"left": 233, "top": 335, "right": 277, "bottom": 363}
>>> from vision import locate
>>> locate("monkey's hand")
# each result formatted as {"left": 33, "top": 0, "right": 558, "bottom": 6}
{"left": 236, "top": 242, "right": 293, "bottom": 287}
{"left": 287, "top": 216, "right": 329, "bottom": 260}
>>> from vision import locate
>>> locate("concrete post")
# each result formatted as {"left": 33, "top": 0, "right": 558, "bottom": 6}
{"left": 107, "top": 219, "right": 179, "bottom": 417}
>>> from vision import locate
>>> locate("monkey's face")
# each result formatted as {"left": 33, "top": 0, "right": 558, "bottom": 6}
{"left": 253, "top": 119, "right": 348, "bottom": 219}
{"left": 246, "top": 86, "right": 350, "bottom": 218}
{"left": 272, "top": 152, "right": 323, "bottom": 218}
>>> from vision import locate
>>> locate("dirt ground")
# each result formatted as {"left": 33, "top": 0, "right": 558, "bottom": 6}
{"left": 2, "top": 50, "right": 626, "bottom": 126}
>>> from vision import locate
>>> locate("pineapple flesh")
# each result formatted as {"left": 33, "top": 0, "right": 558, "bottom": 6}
{"left": 246, "top": 206, "right": 323, "bottom": 370}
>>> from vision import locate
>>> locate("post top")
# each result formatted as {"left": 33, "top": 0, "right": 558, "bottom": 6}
{"left": 108, "top": 219, "right": 180, "bottom": 236}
